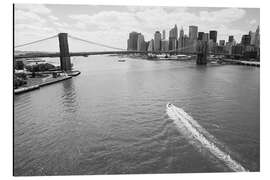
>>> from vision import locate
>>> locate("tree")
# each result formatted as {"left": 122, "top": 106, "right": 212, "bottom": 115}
{"left": 14, "top": 73, "right": 27, "bottom": 89}
{"left": 25, "top": 63, "right": 56, "bottom": 72}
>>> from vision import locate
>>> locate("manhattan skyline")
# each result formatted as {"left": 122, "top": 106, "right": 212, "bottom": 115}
{"left": 15, "top": 4, "right": 259, "bottom": 52}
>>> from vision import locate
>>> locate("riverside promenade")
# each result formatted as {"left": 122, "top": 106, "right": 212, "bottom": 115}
{"left": 222, "top": 59, "right": 260, "bottom": 67}
{"left": 14, "top": 74, "right": 73, "bottom": 95}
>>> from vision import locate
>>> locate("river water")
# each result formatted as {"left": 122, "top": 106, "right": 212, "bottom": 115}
{"left": 14, "top": 56, "right": 260, "bottom": 175}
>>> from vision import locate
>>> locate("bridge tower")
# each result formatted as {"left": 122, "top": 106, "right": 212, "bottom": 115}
{"left": 58, "top": 33, "right": 71, "bottom": 71}
{"left": 196, "top": 40, "right": 208, "bottom": 65}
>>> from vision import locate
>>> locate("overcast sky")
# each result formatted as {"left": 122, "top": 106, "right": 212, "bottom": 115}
{"left": 14, "top": 4, "right": 260, "bottom": 52}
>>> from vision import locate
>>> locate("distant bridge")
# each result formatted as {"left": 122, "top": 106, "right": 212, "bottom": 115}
{"left": 14, "top": 51, "right": 243, "bottom": 59}
{"left": 14, "top": 33, "right": 243, "bottom": 71}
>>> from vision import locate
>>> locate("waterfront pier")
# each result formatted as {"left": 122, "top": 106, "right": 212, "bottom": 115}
{"left": 222, "top": 59, "right": 260, "bottom": 67}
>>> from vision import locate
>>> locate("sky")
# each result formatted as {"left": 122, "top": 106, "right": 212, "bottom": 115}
{"left": 14, "top": 4, "right": 260, "bottom": 52}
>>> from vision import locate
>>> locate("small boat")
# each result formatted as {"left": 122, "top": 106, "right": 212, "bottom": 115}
{"left": 167, "top": 103, "right": 173, "bottom": 108}
{"left": 67, "top": 71, "right": 81, "bottom": 77}
{"left": 210, "top": 61, "right": 218, "bottom": 64}
{"left": 159, "top": 56, "right": 178, "bottom": 60}
{"left": 177, "top": 55, "right": 192, "bottom": 60}
{"left": 118, "top": 59, "right": 126, "bottom": 62}
{"left": 26, "top": 59, "right": 46, "bottom": 63}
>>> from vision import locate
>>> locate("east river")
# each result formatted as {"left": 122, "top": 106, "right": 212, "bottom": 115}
{"left": 14, "top": 56, "right": 259, "bottom": 175}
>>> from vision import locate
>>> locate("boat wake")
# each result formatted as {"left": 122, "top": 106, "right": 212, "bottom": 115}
{"left": 166, "top": 103, "right": 248, "bottom": 172}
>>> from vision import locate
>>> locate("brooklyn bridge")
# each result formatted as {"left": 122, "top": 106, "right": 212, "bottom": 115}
{"left": 14, "top": 33, "right": 243, "bottom": 71}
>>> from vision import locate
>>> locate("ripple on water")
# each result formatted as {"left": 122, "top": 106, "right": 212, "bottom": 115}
{"left": 14, "top": 57, "right": 260, "bottom": 175}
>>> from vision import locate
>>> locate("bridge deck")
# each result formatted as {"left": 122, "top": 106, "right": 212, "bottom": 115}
{"left": 14, "top": 51, "right": 242, "bottom": 59}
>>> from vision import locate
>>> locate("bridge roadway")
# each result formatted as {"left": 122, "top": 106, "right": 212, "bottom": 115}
{"left": 14, "top": 51, "right": 191, "bottom": 59}
{"left": 14, "top": 51, "right": 241, "bottom": 59}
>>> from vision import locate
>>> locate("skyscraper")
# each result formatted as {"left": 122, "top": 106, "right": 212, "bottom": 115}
{"left": 228, "top": 35, "right": 234, "bottom": 43}
{"left": 137, "top": 34, "right": 146, "bottom": 51}
{"left": 189, "top": 26, "right": 198, "bottom": 41}
{"left": 225, "top": 36, "right": 235, "bottom": 54}
{"left": 183, "top": 35, "right": 189, "bottom": 53}
{"left": 208, "top": 39, "right": 216, "bottom": 53}
{"left": 249, "top": 31, "right": 256, "bottom": 45}
{"left": 198, "top": 32, "right": 204, "bottom": 40}
{"left": 145, "top": 41, "right": 150, "bottom": 51}
{"left": 147, "top": 39, "right": 154, "bottom": 52}
{"left": 162, "top": 30, "right": 166, "bottom": 40}
{"left": 161, "top": 40, "right": 169, "bottom": 52}
{"left": 232, "top": 44, "right": 244, "bottom": 56}
{"left": 254, "top": 26, "right": 260, "bottom": 48}
{"left": 202, "top": 33, "right": 209, "bottom": 42}
{"left": 209, "top": 30, "right": 217, "bottom": 43}
{"left": 178, "top": 27, "right": 184, "bottom": 51}
{"left": 219, "top": 40, "right": 225, "bottom": 46}
{"left": 127, "top": 31, "right": 139, "bottom": 50}
{"left": 189, "top": 26, "right": 198, "bottom": 52}
{"left": 169, "top": 24, "right": 178, "bottom": 50}
{"left": 241, "top": 34, "right": 251, "bottom": 46}
{"left": 154, "top": 31, "right": 162, "bottom": 52}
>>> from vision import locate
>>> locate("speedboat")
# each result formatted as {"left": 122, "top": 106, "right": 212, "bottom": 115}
{"left": 177, "top": 55, "right": 192, "bottom": 60}
{"left": 167, "top": 103, "right": 173, "bottom": 108}
{"left": 159, "top": 56, "right": 178, "bottom": 60}
{"left": 118, "top": 59, "right": 126, "bottom": 62}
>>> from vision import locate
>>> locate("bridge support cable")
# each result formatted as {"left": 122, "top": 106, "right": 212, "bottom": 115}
{"left": 14, "top": 35, "right": 58, "bottom": 49}
{"left": 168, "top": 43, "right": 197, "bottom": 54}
{"left": 68, "top": 35, "right": 126, "bottom": 51}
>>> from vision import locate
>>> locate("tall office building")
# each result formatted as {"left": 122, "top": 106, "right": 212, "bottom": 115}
{"left": 219, "top": 40, "right": 225, "bottom": 46}
{"left": 202, "top": 33, "right": 209, "bottom": 42}
{"left": 241, "top": 34, "right": 251, "bottom": 46}
{"left": 208, "top": 39, "right": 216, "bottom": 53}
{"left": 232, "top": 44, "right": 244, "bottom": 55}
{"left": 225, "top": 42, "right": 233, "bottom": 54}
{"left": 172, "top": 39, "right": 178, "bottom": 51}
{"left": 137, "top": 34, "right": 146, "bottom": 51}
{"left": 189, "top": 26, "right": 198, "bottom": 52}
{"left": 127, "top": 31, "right": 140, "bottom": 50}
{"left": 249, "top": 31, "right": 256, "bottom": 45}
{"left": 127, "top": 39, "right": 131, "bottom": 50}
{"left": 178, "top": 27, "right": 184, "bottom": 51}
{"left": 226, "top": 35, "right": 235, "bottom": 54}
{"left": 228, "top": 35, "right": 234, "bottom": 43}
{"left": 145, "top": 41, "right": 150, "bottom": 51}
{"left": 189, "top": 26, "right": 198, "bottom": 41}
{"left": 162, "top": 30, "right": 166, "bottom": 40}
{"left": 209, "top": 30, "right": 217, "bottom": 43}
{"left": 169, "top": 24, "right": 178, "bottom": 50}
{"left": 198, "top": 32, "right": 204, "bottom": 40}
{"left": 147, "top": 39, "right": 154, "bottom": 52}
{"left": 161, "top": 40, "right": 169, "bottom": 52}
{"left": 254, "top": 26, "right": 260, "bottom": 48}
{"left": 183, "top": 35, "right": 189, "bottom": 53}
{"left": 154, "top": 31, "right": 162, "bottom": 52}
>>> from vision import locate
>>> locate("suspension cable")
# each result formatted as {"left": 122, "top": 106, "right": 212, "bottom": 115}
{"left": 14, "top": 35, "right": 58, "bottom": 48}
{"left": 167, "top": 43, "right": 196, "bottom": 53}
{"left": 68, "top": 35, "right": 126, "bottom": 51}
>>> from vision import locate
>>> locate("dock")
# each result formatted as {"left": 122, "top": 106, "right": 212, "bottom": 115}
{"left": 14, "top": 75, "right": 72, "bottom": 95}
{"left": 67, "top": 70, "right": 81, "bottom": 77}
{"left": 222, "top": 59, "right": 260, "bottom": 67}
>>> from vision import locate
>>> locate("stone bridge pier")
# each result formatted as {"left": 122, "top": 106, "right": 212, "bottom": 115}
{"left": 58, "top": 33, "right": 71, "bottom": 71}
{"left": 196, "top": 40, "right": 208, "bottom": 65}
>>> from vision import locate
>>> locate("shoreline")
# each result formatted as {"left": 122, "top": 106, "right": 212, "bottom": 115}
{"left": 124, "top": 55, "right": 260, "bottom": 67}
{"left": 14, "top": 72, "right": 78, "bottom": 95}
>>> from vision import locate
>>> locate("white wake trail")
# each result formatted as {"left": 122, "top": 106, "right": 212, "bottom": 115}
{"left": 166, "top": 104, "right": 248, "bottom": 172}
